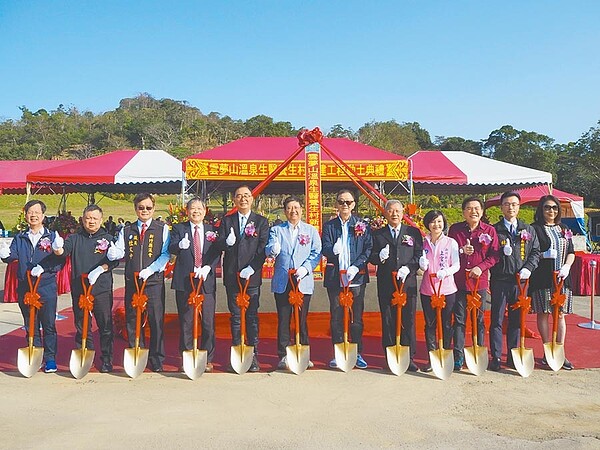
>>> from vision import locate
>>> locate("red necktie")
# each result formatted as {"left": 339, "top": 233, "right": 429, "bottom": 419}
{"left": 193, "top": 225, "right": 203, "bottom": 267}
{"left": 140, "top": 223, "right": 147, "bottom": 241}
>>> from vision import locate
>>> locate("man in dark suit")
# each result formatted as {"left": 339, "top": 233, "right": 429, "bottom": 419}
{"left": 217, "top": 185, "right": 269, "bottom": 372}
{"left": 322, "top": 189, "right": 373, "bottom": 369}
{"left": 169, "top": 198, "right": 220, "bottom": 372}
{"left": 370, "top": 199, "right": 423, "bottom": 372}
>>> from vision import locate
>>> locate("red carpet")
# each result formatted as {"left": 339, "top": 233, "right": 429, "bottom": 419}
{"left": 1, "top": 292, "right": 598, "bottom": 373}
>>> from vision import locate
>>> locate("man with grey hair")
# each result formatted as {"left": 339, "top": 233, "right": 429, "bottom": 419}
{"left": 370, "top": 199, "right": 423, "bottom": 372}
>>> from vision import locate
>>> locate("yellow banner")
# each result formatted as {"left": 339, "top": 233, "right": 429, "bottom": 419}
{"left": 185, "top": 159, "right": 408, "bottom": 181}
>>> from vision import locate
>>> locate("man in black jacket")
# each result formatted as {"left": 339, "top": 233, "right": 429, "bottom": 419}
{"left": 169, "top": 198, "right": 220, "bottom": 372}
{"left": 52, "top": 204, "right": 121, "bottom": 373}
{"left": 217, "top": 185, "right": 269, "bottom": 372}
{"left": 489, "top": 191, "right": 541, "bottom": 371}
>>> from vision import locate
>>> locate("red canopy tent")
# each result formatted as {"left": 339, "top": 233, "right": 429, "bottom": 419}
{"left": 184, "top": 137, "right": 409, "bottom": 194}
{"left": 0, "top": 160, "right": 70, "bottom": 194}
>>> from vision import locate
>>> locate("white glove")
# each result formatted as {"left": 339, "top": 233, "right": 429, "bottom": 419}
{"left": 270, "top": 240, "right": 281, "bottom": 257}
{"left": 419, "top": 251, "right": 429, "bottom": 271}
{"left": 193, "top": 266, "right": 203, "bottom": 278}
{"left": 0, "top": 241, "right": 10, "bottom": 259}
{"left": 558, "top": 264, "right": 571, "bottom": 279}
{"left": 51, "top": 235, "right": 64, "bottom": 251}
{"left": 379, "top": 244, "right": 390, "bottom": 262}
{"left": 346, "top": 265, "right": 359, "bottom": 281}
{"left": 518, "top": 268, "right": 531, "bottom": 280}
{"left": 397, "top": 266, "right": 410, "bottom": 281}
{"left": 240, "top": 266, "right": 255, "bottom": 279}
{"left": 138, "top": 268, "right": 153, "bottom": 281}
{"left": 436, "top": 269, "right": 448, "bottom": 280}
{"left": 88, "top": 266, "right": 105, "bottom": 285}
{"left": 296, "top": 266, "right": 308, "bottom": 280}
{"left": 199, "top": 265, "right": 211, "bottom": 280}
{"left": 542, "top": 248, "right": 557, "bottom": 259}
{"left": 106, "top": 242, "right": 123, "bottom": 261}
{"left": 332, "top": 238, "right": 342, "bottom": 255}
{"left": 179, "top": 233, "right": 190, "bottom": 250}
{"left": 31, "top": 265, "right": 44, "bottom": 277}
{"left": 503, "top": 241, "right": 513, "bottom": 256}
{"left": 226, "top": 227, "right": 237, "bottom": 246}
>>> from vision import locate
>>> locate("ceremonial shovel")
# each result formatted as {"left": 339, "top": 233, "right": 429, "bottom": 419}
{"left": 123, "top": 273, "right": 149, "bottom": 378}
{"left": 182, "top": 273, "right": 207, "bottom": 380}
{"left": 334, "top": 270, "right": 358, "bottom": 372}
{"left": 69, "top": 275, "right": 95, "bottom": 379}
{"left": 511, "top": 274, "right": 535, "bottom": 378}
{"left": 543, "top": 272, "right": 566, "bottom": 371}
{"left": 463, "top": 272, "right": 488, "bottom": 376}
{"left": 230, "top": 274, "right": 254, "bottom": 374}
{"left": 386, "top": 272, "right": 410, "bottom": 376}
{"left": 428, "top": 274, "right": 454, "bottom": 380}
{"left": 285, "top": 270, "right": 310, "bottom": 375}
{"left": 17, "top": 271, "right": 44, "bottom": 378}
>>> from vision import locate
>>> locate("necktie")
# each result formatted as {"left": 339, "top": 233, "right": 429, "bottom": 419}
{"left": 193, "top": 225, "right": 202, "bottom": 267}
{"left": 140, "top": 223, "right": 147, "bottom": 242}
{"left": 240, "top": 216, "right": 246, "bottom": 236}
{"left": 393, "top": 229, "right": 398, "bottom": 242}
{"left": 510, "top": 224, "right": 516, "bottom": 237}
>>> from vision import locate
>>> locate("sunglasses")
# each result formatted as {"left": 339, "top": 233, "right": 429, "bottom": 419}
{"left": 543, "top": 204, "right": 559, "bottom": 211}
{"left": 137, "top": 205, "right": 154, "bottom": 211}
{"left": 337, "top": 200, "right": 354, "bottom": 206}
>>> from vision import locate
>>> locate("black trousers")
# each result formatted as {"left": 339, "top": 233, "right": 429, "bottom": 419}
{"left": 226, "top": 284, "right": 260, "bottom": 352}
{"left": 490, "top": 279, "right": 521, "bottom": 361}
{"left": 125, "top": 281, "right": 165, "bottom": 369}
{"left": 71, "top": 287, "right": 114, "bottom": 364}
{"left": 327, "top": 284, "right": 365, "bottom": 353}
{"left": 420, "top": 292, "right": 455, "bottom": 352}
{"left": 378, "top": 289, "right": 417, "bottom": 359}
{"left": 175, "top": 289, "right": 216, "bottom": 362}
{"left": 274, "top": 285, "right": 311, "bottom": 358}
{"left": 453, "top": 289, "right": 488, "bottom": 361}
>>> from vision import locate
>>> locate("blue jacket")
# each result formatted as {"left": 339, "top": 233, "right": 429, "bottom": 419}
{"left": 2, "top": 228, "right": 65, "bottom": 299}
{"left": 266, "top": 221, "right": 322, "bottom": 295}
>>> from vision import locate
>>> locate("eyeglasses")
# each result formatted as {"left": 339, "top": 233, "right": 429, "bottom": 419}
{"left": 501, "top": 202, "right": 520, "bottom": 208}
{"left": 137, "top": 205, "right": 154, "bottom": 211}
{"left": 337, "top": 200, "right": 354, "bottom": 206}
{"left": 543, "top": 204, "right": 559, "bottom": 211}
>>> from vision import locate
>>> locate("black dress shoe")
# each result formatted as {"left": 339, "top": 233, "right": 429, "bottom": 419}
{"left": 422, "top": 363, "right": 433, "bottom": 373}
{"left": 407, "top": 361, "right": 419, "bottom": 372}
{"left": 489, "top": 358, "right": 501, "bottom": 372}
{"left": 249, "top": 355, "right": 260, "bottom": 372}
{"left": 152, "top": 365, "right": 163, "bottom": 373}
{"left": 100, "top": 362, "right": 113, "bottom": 373}
{"left": 562, "top": 358, "right": 574, "bottom": 370}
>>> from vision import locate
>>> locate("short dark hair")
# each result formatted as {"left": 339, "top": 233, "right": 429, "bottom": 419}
{"left": 461, "top": 196, "right": 484, "bottom": 211}
{"left": 283, "top": 196, "right": 302, "bottom": 209}
{"left": 423, "top": 209, "right": 447, "bottom": 232}
{"left": 336, "top": 189, "right": 355, "bottom": 201}
{"left": 83, "top": 204, "right": 103, "bottom": 216}
{"left": 500, "top": 191, "right": 521, "bottom": 204}
{"left": 534, "top": 194, "right": 562, "bottom": 224}
{"left": 133, "top": 193, "right": 155, "bottom": 207}
{"left": 24, "top": 200, "right": 46, "bottom": 214}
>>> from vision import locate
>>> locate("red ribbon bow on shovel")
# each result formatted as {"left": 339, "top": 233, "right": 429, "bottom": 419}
{"left": 24, "top": 272, "right": 42, "bottom": 309}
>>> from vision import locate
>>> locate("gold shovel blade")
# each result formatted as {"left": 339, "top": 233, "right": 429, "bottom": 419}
{"left": 334, "top": 342, "right": 358, "bottom": 373}
{"left": 123, "top": 347, "right": 149, "bottom": 379}
{"left": 429, "top": 348, "right": 454, "bottom": 380}
{"left": 464, "top": 345, "right": 489, "bottom": 376}
{"left": 182, "top": 349, "right": 208, "bottom": 380}
{"left": 230, "top": 344, "right": 254, "bottom": 374}
{"left": 69, "top": 348, "right": 95, "bottom": 379}
{"left": 511, "top": 347, "right": 535, "bottom": 378}
{"left": 286, "top": 344, "right": 310, "bottom": 375}
{"left": 385, "top": 344, "right": 410, "bottom": 376}
{"left": 17, "top": 346, "right": 44, "bottom": 378}
{"left": 543, "top": 342, "right": 565, "bottom": 372}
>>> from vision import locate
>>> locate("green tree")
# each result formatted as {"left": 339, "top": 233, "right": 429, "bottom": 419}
{"left": 327, "top": 124, "right": 356, "bottom": 140}
{"left": 357, "top": 120, "right": 420, "bottom": 156}
{"left": 436, "top": 136, "right": 483, "bottom": 155}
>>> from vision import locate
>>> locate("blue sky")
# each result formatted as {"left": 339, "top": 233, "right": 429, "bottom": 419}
{"left": 1, "top": 1, "right": 598, "bottom": 144}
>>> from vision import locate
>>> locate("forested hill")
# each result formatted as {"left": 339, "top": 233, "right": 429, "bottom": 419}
{"left": 1, "top": 93, "right": 599, "bottom": 204}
